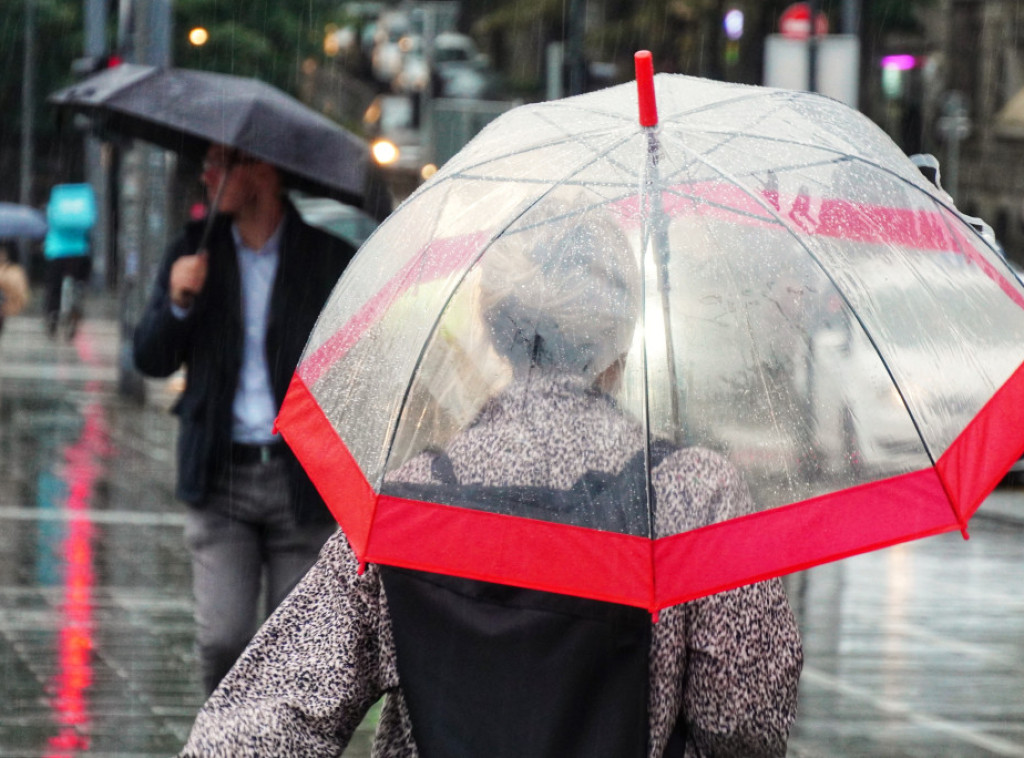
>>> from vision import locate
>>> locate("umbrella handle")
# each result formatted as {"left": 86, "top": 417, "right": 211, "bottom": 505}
{"left": 176, "top": 162, "right": 232, "bottom": 309}
{"left": 196, "top": 163, "right": 233, "bottom": 253}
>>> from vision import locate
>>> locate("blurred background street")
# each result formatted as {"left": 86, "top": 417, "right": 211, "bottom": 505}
{"left": 0, "top": 294, "right": 1022, "bottom": 757}
{"left": 5, "top": 1, "right": 1024, "bottom": 756}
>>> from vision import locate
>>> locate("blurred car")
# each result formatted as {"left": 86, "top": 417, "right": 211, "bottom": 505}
{"left": 434, "top": 31, "right": 476, "bottom": 63}
{"left": 433, "top": 33, "right": 501, "bottom": 99}
{"left": 291, "top": 194, "right": 379, "bottom": 248}
{"left": 363, "top": 94, "right": 429, "bottom": 178}
{"left": 436, "top": 61, "right": 503, "bottom": 99}
{"left": 393, "top": 31, "right": 502, "bottom": 100}
{"left": 798, "top": 260, "right": 1019, "bottom": 481}
{"left": 371, "top": 10, "right": 413, "bottom": 84}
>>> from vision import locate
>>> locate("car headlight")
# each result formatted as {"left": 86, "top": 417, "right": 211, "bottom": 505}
{"left": 372, "top": 139, "right": 400, "bottom": 166}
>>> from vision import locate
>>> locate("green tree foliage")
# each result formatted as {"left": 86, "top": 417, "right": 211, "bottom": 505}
{"left": 0, "top": 0, "right": 88, "bottom": 200}
{"left": 1, "top": 0, "right": 938, "bottom": 202}
{"left": 173, "top": 0, "right": 341, "bottom": 94}
{"left": 864, "top": 0, "right": 936, "bottom": 33}
{"left": 0, "top": 0, "right": 349, "bottom": 201}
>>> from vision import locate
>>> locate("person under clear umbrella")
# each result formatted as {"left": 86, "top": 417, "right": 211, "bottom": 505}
{"left": 177, "top": 207, "right": 803, "bottom": 757}
{"left": 133, "top": 143, "right": 356, "bottom": 696}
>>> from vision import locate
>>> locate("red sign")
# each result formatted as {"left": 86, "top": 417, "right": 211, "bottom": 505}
{"left": 779, "top": 3, "right": 828, "bottom": 40}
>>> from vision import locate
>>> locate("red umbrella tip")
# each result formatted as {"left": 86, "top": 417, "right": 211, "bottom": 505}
{"left": 635, "top": 51, "right": 658, "bottom": 128}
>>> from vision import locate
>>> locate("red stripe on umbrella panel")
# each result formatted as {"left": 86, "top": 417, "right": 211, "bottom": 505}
{"left": 276, "top": 375, "right": 377, "bottom": 556}
{"left": 617, "top": 183, "right": 1024, "bottom": 308}
{"left": 936, "top": 358, "right": 1024, "bottom": 526}
{"left": 299, "top": 231, "right": 490, "bottom": 385}
{"left": 626, "top": 181, "right": 992, "bottom": 249}
{"left": 303, "top": 188, "right": 1023, "bottom": 387}
{"left": 653, "top": 467, "right": 957, "bottom": 608}
{"left": 367, "top": 494, "right": 655, "bottom": 611}
{"left": 618, "top": 182, "right": 961, "bottom": 250}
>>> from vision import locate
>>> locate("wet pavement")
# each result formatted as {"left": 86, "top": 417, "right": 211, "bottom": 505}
{"left": 1, "top": 292, "right": 1023, "bottom": 757}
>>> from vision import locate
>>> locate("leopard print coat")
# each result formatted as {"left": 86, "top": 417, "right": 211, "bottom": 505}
{"left": 179, "top": 373, "right": 803, "bottom": 757}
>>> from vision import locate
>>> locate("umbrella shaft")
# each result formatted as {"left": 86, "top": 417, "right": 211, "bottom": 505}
{"left": 644, "top": 131, "right": 684, "bottom": 443}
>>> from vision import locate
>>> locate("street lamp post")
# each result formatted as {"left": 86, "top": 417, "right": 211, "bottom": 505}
{"left": 807, "top": 0, "right": 822, "bottom": 93}
{"left": 19, "top": 0, "right": 37, "bottom": 266}
{"left": 84, "top": 0, "right": 111, "bottom": 287}
{"left": 938, "top": 91, "right": 971, "bottom": 201}
{"left": 116, "top": 0, "right": 173, "bottom": 402}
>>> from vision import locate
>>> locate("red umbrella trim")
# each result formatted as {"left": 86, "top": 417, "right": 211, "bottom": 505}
{"left": 279, "top": 360, "right": 1024, "bottom": 610}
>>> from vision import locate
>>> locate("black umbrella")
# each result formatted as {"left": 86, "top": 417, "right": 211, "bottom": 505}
{"left": 0, "top": 203, "right": 47, "bottom": 240}
{"left": 49, "top": 63, "right": 386, "bottom": 217}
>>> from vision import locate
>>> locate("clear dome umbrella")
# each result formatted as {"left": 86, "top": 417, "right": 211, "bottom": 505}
{"left": 278, "top": 52, "right": 1024, "bottom": 613}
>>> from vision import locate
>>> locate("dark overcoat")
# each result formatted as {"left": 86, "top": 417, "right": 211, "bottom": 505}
{"left": 133, "top": 200, "right": 356, "bottom": 522}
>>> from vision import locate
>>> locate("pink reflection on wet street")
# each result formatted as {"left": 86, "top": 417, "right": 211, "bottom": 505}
{"left": 45, "top": 334, "right": 108, "bottom": 757}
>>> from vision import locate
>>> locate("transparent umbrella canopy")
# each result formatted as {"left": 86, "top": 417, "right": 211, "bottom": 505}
{"left": 278, "top": 53, "right": 1024, "bottom": 612}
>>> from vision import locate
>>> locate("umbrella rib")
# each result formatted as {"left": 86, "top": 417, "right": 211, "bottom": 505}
{"left": 656, "top": 89, "right": 824, "bottom": 168}
{"left": 444, "top": 98, "right": 639, "bottom": 178}
{"left": 445, "top": 132, "right": 621, "bottom": 179}
{"left": 683, "top": 128, "right": 919, "bottom": 179}
{"left": 447, "top": 91, "right": 848, "bottom": 191}
{"left": 664, "top": 138, "right": 943, "bottom": 471}
{"left": 658, "top": 185, "right": 784, "bottom": 225}
{"left": 378, "top": 131, "right": 645, "bottom": 485}
{"left": 657, "top": 87, "right": 807, "bottom": 124}
{"left": 450, "top": 174, "right": 635, "bottom": 190}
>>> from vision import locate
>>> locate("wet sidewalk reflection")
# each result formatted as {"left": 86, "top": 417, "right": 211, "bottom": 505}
{"left": 1, "top": 312, "right": 196, "bottom": 756}
{"left": 1, "top": 305, "right": 1022, "bottom": 757}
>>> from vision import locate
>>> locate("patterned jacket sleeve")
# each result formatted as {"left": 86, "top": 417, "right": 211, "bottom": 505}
{"left": 681, "top": 579, "right": 802, "bottom": 757}
{"left": 650, "top": 448, "right": 803, "bottom": 758}
{"left": 178, "top": 531, "right": 399, "bottom": 756}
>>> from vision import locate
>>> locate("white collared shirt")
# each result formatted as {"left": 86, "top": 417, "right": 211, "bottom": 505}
{"left": 230, "top": 221, "right": 283, "bottom": 444}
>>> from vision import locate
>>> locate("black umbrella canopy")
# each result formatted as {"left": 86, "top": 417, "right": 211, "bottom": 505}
{"left": 50, "top": 64, "right": 374, "bottom": 211}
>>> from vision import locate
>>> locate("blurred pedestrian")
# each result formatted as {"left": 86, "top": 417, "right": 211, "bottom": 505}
{"left": 178, "top": 211, "right": 803, "bottom": 756}
{"left": 133, "top": 143, "right": 356, "bottom": 696}
{"left": 43, "top": 183, "right": 96, "bottom": 338}
{"left": 0, "top": 244, "right": 29, "bottom": 337}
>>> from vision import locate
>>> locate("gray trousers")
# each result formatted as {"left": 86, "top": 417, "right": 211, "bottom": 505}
{"left": 184, "top": 458, "right": 337, "bottom": 695}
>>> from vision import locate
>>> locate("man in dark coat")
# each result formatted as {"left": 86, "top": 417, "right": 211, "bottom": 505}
{"left": 134, "top": 143, "right": 358, "bottom": 695}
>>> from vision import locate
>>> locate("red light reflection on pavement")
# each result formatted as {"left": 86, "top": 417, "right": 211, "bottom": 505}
{"left": 45, "top": 333, "right": 109, "bottom": 757}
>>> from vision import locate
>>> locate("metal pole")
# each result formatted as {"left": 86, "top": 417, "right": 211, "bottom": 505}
{"left": 419, "top": 4, "right": 435, "bottom": 166}
{"left": 947, "top": 135, "right": 960, "bottom": 201}
{"left": 18, "top": 0, "right": 37, "bottom": 265}
{"left": 84, "top": 0, "right": 110, "bottom": 286}
{"left": 566, "top": 0, "right": 585, "bottom": 95}
{"left": 808, "top": 0, "right": 822, "bottom": 93}
{"left": 841, "top": 0, "right": 861, "bottom": 34}
{"left": 117, "top": 0, "right": 173, "bottom": 402}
